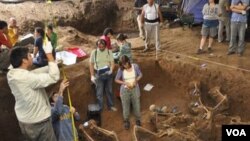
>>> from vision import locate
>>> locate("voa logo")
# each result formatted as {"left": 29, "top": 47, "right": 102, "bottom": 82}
{"left": 226, "top": 129, "right": 246, "bottom": 136}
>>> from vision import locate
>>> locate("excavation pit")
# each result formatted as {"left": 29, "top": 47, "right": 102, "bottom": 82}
{"left": 2, "top": 54, "right": 250, "bottom": 141}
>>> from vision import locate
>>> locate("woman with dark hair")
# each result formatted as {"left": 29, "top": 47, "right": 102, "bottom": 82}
{"left": 116, "top": 33, "right": 132, "bottom": 61}
{"left": 33, "top": 27, "right": 52, "bottom": 67}
{"left": 100, "top": 27, "right": 114, "bottom": 50}
{"left": 115, "top": 55, "right": 143, "bottom": 130}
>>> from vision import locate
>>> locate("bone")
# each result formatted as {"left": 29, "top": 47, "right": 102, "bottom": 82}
{"left": 208, "top": 87, "right": 229, "bottom": 111}
{"left": 149, "top": 104, "right": 169, "bottom": 113}
{"left": 79, "top": 120, "right": 119, "bottom": 141}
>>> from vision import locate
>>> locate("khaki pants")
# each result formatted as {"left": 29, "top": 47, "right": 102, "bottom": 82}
{"left": 19, "top": 118, "right": 56, "bottom": 141}
{"left": 144, "top": 23, "right": 160, "bottom": 50}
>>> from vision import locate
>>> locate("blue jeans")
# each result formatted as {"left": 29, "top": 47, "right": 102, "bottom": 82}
{"left": 229, "top": 21, "right": 246, "bottom": 54}
{"left": 95, "top": 74, "right": 114, "bottom": 110}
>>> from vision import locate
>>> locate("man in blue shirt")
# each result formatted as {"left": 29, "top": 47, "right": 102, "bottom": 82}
{"left": 228, "top": 0, "right": 249, "bottom": 56}
{"left": 50, "top": 80, "right": 80, "bottom": 141}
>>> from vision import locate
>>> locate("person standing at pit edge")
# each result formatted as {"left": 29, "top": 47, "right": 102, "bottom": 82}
{"left": 141, "top": 0, "right": 163, "bottom": 52}
{"left": 197, "top": 0, "right": 221, "bottom": 54}
{"left": 89, "top": 39, "right": 117, "bottom": 111}
{"left": 46, "top": 24, "right": 58, "bottom": 59}
{"left": 8, "top": 17, "right": 19, "bottom": 47}
{"left": 218, "top": 0, "right": 231, "bottom": 43}
{"left": 7, "top": 45, "right": 59, "bottom": 141}
{"left": 227, "top": 0, "right": 249, "bottom": 56}
{"left": 115, "top": 55, "right": 143, "bottom": 130}
{"left": 134, "top": 0, "right": 148, "bottom": 40}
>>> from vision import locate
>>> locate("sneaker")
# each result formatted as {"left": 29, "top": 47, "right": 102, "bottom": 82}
{"left": 124, "top": 120, "right": 130, "bottom": 130}
{"left": 196, "top": 49, "right": 204, "bottom": 54}
{"left": 227, "top": 51, "right": 235, "bottom": 55}
{"left": 136, "top": 120, "right": 141, "bottom": 126}
{"left": 207, "top": 47, "right": 212, "bottom": 53}
{"left": 110, "top": 107, "right": 117, "bottom": 112}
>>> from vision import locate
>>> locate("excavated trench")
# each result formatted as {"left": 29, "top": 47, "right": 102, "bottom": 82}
{"left": 1, "top": 56, "right": 250, "bottom": 141}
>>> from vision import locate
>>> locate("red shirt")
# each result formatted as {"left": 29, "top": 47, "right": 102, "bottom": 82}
{"left": 100, "top": 35, "right": 111, "bottom": 50}
{"left": 0, "top": 32, "right": 12, "bottom": 49}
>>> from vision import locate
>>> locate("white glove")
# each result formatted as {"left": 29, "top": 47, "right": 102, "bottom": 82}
{"left": 91, "top": 75, "right": 96, "bottom": 84}
{"left": 241, "top": 10, "right": 246, "bottom": 15}
{"left": 43, "top": 41, "right": 53, "bottom": 54}
{"left": 107, "top": 70, "right": 112, "bottom": 75}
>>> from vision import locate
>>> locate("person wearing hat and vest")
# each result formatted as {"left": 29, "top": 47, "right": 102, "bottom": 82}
{"left": 141, "top": 0, "right": 163, "bottom": 52}
{"left": 89, "top": 39, "right": 117, "bottom": 111}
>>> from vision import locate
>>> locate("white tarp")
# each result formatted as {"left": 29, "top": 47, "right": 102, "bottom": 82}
{"left": 56, "top": 51, "right": 77, "bottom": 65}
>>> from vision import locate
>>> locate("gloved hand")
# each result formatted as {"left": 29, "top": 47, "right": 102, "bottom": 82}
{"left": 241, "top": 10, "right": 246, "bottom": 15}
{"left": 107, "top": 70, "right": 112, "bottom": 75}
{"left": 43, "top": 41, "right": 53, "bottom": 54}
{"left": 91, "top": 75, "right": 96, "bottom": 84}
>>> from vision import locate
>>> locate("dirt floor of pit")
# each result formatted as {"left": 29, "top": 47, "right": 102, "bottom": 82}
{"left": 1, "top": 24, "right": 250, "bottom": 141}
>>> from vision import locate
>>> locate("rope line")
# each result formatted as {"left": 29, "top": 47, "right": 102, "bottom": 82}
{"left": 160, "top": 50, "right": 250, "bottom": 73}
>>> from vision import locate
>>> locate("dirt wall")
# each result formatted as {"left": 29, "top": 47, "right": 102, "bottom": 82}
{"left": 0, "top": 0, "right": 137, "bottom": 35}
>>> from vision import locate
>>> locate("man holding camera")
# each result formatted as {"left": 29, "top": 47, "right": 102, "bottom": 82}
{"left": 7, "top": 40, "right": 59, "bottom": 141}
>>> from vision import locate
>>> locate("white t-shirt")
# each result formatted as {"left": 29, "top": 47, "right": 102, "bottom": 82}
{"left": 123, "top": 65, "right": 136, "bottom": 85}
{"left": 143, "top": 3, "right": 159, "bottom": 24}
